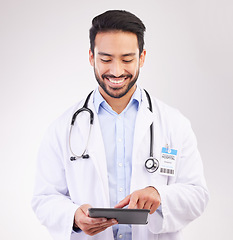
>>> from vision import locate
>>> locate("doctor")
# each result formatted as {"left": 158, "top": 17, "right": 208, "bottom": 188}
{"left": 32, "top": 10, "right": 209, "bottom": 240}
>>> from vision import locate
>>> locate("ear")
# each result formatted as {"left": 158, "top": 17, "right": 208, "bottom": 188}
{"left": 139, "top": 49, "right": 146, "bottom": 68}
{"left": 89, "top": 49, "right": 94, "bottom": 66}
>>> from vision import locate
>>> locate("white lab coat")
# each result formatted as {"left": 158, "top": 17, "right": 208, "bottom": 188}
{"left": 32, "top": 88, "right": 209, "bottom": 240}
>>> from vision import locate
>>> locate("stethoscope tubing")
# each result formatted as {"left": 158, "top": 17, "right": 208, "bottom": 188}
{"left": 69, "top": 89, "right": 159, "bottom": 173}
{"left": 144, "top": 89, "right": 154, "bottom": 158}
{"left": 69, "top": 91, "right": 94, "bottom": 160}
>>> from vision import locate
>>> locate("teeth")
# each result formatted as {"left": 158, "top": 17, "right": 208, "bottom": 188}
{"left": 107, "top": 77, "right": 126, "bottom": 84}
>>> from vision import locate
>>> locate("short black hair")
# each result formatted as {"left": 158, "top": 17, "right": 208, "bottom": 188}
{"left": 89, "top": 10, "right": 146, "bottom": 55}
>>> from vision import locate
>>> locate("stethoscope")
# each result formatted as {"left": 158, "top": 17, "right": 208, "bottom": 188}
{"left": 69, "top": 89, "right": 159, "bottom": 173}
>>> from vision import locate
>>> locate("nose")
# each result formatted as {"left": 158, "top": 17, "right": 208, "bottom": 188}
{"left": 109, "top": 60, "right": 124, "bottom": 77}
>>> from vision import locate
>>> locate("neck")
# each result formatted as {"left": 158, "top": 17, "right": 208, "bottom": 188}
{"left": 99, "top": 85, "right": 136, "bottom": 114}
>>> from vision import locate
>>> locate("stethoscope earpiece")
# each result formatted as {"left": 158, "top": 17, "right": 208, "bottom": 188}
{"left": 145, "top": 158, "right": 159, "bottom": 173}
{"left": 70, "top": 155, "right": 89, "bottom": 161}
{"left": 70, "top": 156, "right": 76, "bottom": 161}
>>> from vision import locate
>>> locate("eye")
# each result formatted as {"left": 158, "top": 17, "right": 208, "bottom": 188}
{"left": 122, "top": 59, "right": 134, "bottom": 63}
{"left": 101, "top": 59, "right": 111, "bottom": 63}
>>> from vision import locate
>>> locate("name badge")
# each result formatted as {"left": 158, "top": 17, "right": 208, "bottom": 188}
{"left": 159, "top": 147, "right": 177, "bottom": 177}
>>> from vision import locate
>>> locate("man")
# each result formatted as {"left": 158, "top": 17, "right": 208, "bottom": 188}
{"left": 32, "top": 10, "right": 209, "bottom": 240}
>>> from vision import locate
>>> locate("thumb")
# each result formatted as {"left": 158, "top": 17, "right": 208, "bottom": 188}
{"left": 80, "top": 204, "right": 92, "bottom": 216}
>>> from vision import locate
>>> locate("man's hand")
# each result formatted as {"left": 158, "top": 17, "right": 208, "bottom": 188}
{"left": 74, "top": 204, "right": 117, "bottom": 236}
{"left": 114, "top": 187, "right": 161, "bottom": 214}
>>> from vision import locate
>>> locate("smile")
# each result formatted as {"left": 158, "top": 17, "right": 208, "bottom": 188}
{"left": 106, "top": 77, "right": 127, "bottom": 84}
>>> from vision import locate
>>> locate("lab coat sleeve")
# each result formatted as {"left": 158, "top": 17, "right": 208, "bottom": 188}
{"left": 148, "top": 117, "right": 209, "bottom": 234}
{"left": 31, "top": 123, "right": 79, "bottom": 240}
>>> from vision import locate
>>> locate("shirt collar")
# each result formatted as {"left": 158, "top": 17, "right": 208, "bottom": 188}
{"left": 93, "top": 86, "right": 142, "bottom": 114}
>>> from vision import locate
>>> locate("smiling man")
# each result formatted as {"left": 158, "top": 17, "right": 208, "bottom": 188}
{"left": 90, "top": 30, "right": 146, "bottom": 113}
{"left": 32, "top": 10, "right": 209, "bottom": 240}
{"left": 91, "top": 32, "right": 142, "bottom": 96}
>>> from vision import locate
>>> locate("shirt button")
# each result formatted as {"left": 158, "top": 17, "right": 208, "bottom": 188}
{"left": 119, "top": 234, "right": 123, "bottom": 239}
{"left": 118, "top": 138, "right": 122, "bottom": 142}
{"left": 118, "top": 163, "right": 123, "bottom": 167}
{"left": 119, "top": 188, "right": 123, "bottom": 192}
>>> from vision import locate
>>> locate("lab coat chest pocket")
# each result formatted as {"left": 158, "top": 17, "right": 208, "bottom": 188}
{"left": 149, "top": 166, "right": 168, "bottom": 188}
{"left": 131, "top": 158, "right": 168, "bottom": 193}
{"left": 131, "top": 132, "right": 168, "bottom": 191}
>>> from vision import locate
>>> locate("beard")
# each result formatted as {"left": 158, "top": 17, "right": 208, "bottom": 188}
{"left": 93, "top": 67, "right": 140, "bottom": 99}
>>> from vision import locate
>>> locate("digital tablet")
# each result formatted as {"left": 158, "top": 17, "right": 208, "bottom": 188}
{"left": 88, "top": 208, "right": 150, "bottom": 225}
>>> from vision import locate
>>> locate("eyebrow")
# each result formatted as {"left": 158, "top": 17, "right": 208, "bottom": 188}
{"left": 122, "top": 53, "right": 136, "bottom": 57}
{"left": 98, "top": 52, "right": 136, "bottom": 57}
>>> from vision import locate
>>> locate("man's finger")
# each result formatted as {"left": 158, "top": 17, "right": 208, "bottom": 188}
{"left": 150, "top": 204, "right": 157, "bottom": 214}
{"left": 115, "top": 195, "right": 131, "bottom": 208}
{"left": 88, "top": 219, "right": 117, "bottom": 232}
{"left": 88, "top": 220, "right": 117, "bottom": 236}
{"left": 128, "top": 193, "right": 139, "bottom": 209}
{"left": 144, "top": 201, "right": 152, "bottom": 210}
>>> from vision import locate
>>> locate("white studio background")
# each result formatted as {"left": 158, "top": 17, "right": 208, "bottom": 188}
{"left": 0, "top": 0, "right": 232, "bottom": 239}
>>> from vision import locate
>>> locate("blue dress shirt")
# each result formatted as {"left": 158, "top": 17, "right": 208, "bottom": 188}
{"left": 93, "top": 86, "right": 142, "bottom": 240}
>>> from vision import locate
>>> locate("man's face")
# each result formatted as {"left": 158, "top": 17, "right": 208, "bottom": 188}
{"left": 89, "top": 31, "right": 146, "bottom": 99}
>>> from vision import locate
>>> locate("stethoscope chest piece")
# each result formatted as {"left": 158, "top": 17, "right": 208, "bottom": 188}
{"left": 145, "top": 157, "right": 159, "bottom": 173}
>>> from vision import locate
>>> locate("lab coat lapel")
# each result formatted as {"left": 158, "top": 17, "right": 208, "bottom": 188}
{"left": 132, "top": 91, "right": 156, "bottom": 159}
{"left": 86, "top": 96, "right": 110, "bottom": 206}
